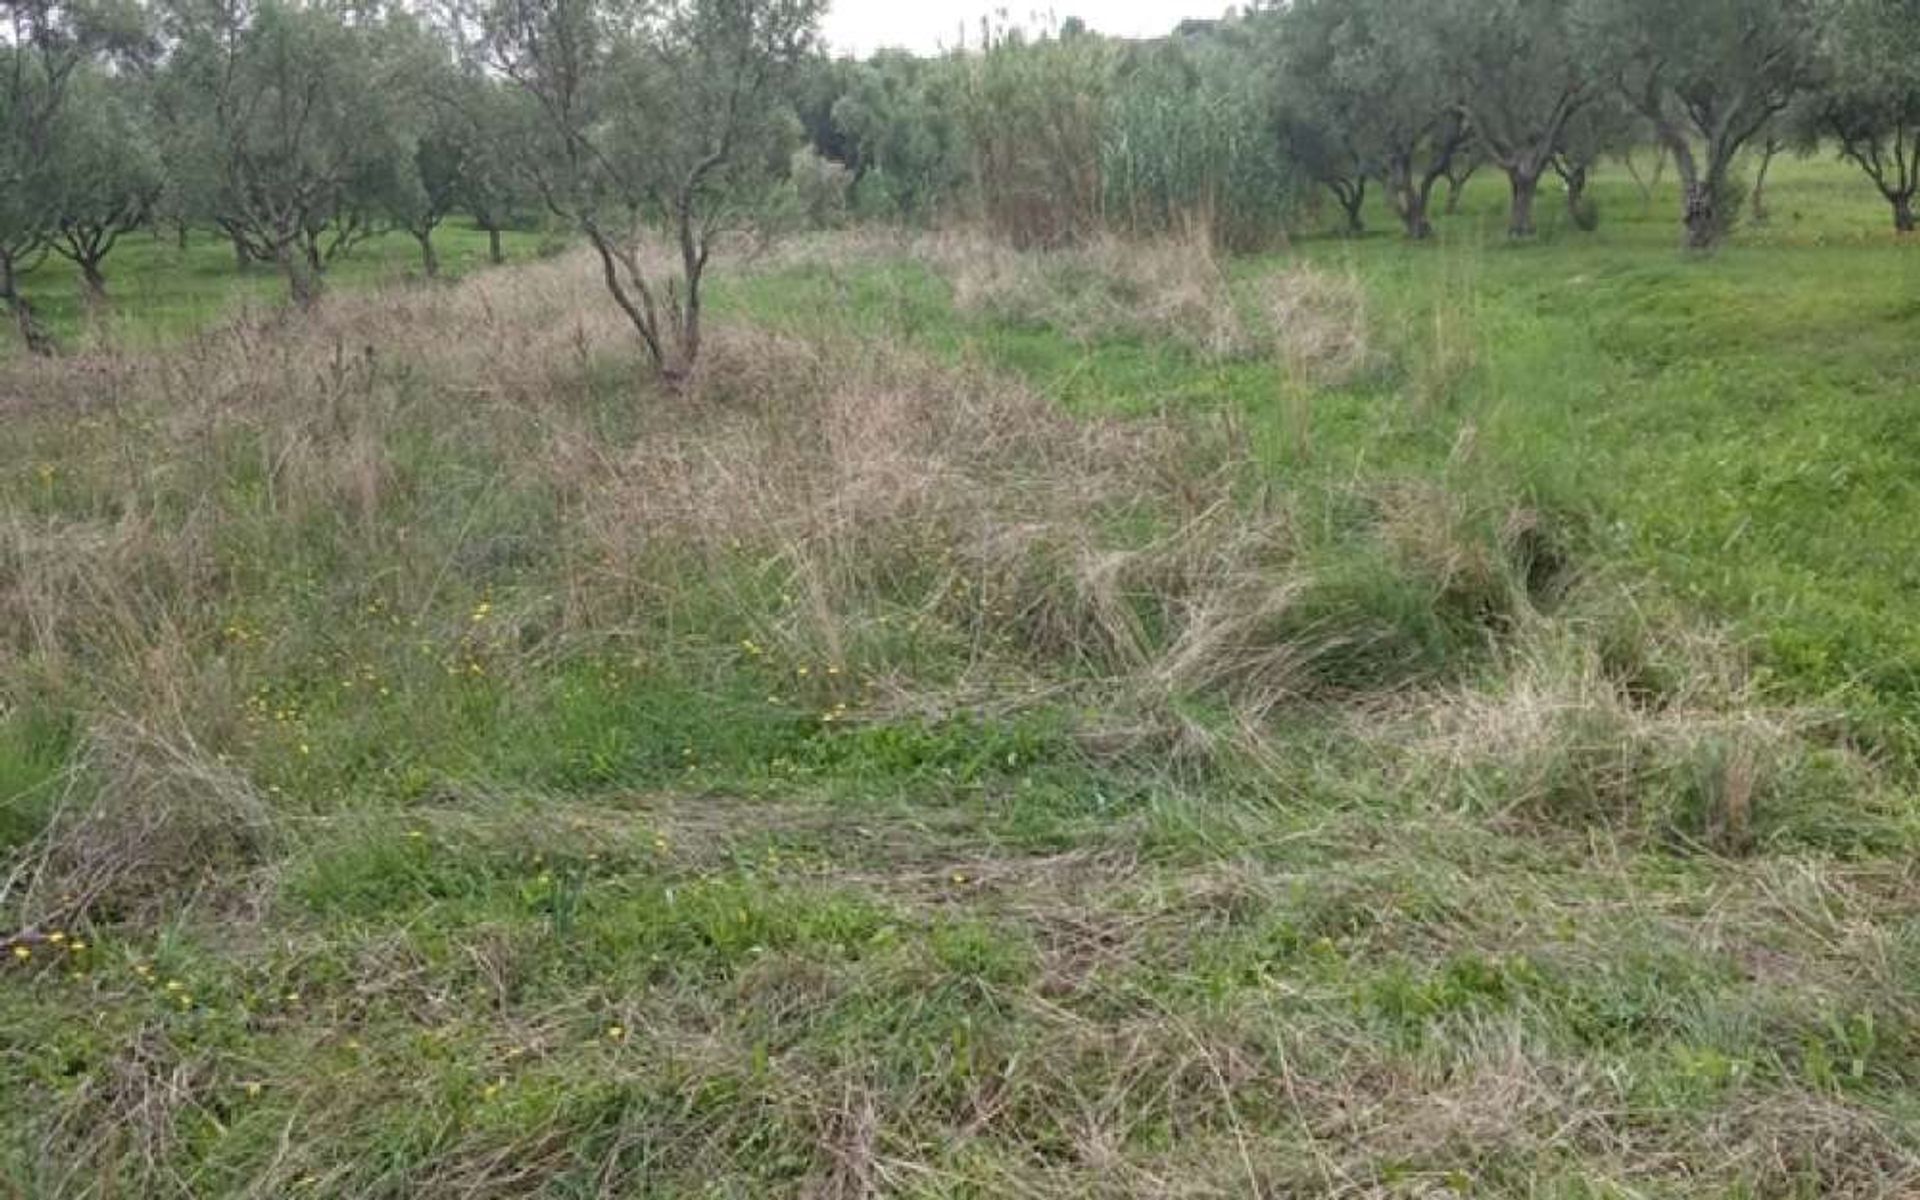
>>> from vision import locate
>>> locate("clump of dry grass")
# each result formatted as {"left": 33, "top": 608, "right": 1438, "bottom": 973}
{"left": 1382, "top": 600, "right": 1890, "bottom": 853}
{"left": 924, "top": 230, "right": 1254, "bottom": 360}
{"left": 4, "top": 718, "right": 278, "bottom": 933}
{"left": 550, "top": 321, "right": 1338, "bottom": 730}
{"left": 915, "top": 228, "right": 1380, "bottom": 383}
{"left": 1371, "top": 479, "right": 1566, "bottom": 626}
{"left": 1257, "top": 264, "right": 1378, "bottom": 388}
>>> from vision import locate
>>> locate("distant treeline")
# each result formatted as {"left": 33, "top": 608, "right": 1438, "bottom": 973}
{"left": 1, "top": 0, "right": 1913, "bottom": 372}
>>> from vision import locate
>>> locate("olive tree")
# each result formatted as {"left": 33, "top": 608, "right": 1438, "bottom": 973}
{"left": 1578, "top": 0, "right": 1815, "bottom": 249}
{"left": 1439, "top": 0, "right": 1587, "bottom": 238}
{"left": 1271, "top": 0, "right": 1468, "bottom": 240}
{"left": 1798, "top": 0, "right": 1920, "bottom": 232}
{"left": 0, "top": 0, "right": 145, "bottom": 349}
{"left": 1553, "top": 92, "right": 1636, "bottom": 229}
{"left": 382, "top": 21, "right": 470, "bottom": 279}
{"left": 163, "top": 0, "right": 408, "bottom": 307}
{"left": 482, "top": 0, "right": 823, "bottom": 384}
{"left": 44, "top": 65, "right": 162, "bottom": 299}
{"left": 451, "top": 75, "right": 538, "bottom": 263}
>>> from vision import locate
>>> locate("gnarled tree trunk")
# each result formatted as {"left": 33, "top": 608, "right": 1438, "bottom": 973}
{"left": 1750, "top": 138, "right": 1781, "bottom": 225}
{"left": 78, "top": 259, "right": 107, "bottom": 303}
{"left": 1388, "top": 157, "right": 1440, "bottom": 240}
{"left": 1682, "top": 180, "right": 1720, "bottom": 250}
{"left": 0, "top": 250, "right": 53, "bottom": 356}
{"left": 1505, "top": 169, "right": 1541, "bottom": 238}
{"left": 278, "top": 244, "right": 321, "bottom": 310}
{"left": 1444, "top": 159, "right": 1478, "bottom": 214}
{"left": 1895, "top": 193, "right": 1916, "bottom": 234}
{"left": 1328, "top": 178, "right": 1367, "bottom": 235}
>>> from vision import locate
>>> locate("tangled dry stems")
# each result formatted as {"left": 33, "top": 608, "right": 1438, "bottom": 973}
{"left": 917, "top": 230, "right": 1377, "bottom": 378}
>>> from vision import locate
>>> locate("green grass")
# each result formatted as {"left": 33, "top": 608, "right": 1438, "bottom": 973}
{"left": 9, "top": 220, "right": 549, "bottom": 349}
{"left": 722, "top": 152, "right": 1920, "bottom": 760}
{"left": 3, "top": 156, "right": 1918, "bottom": 1197}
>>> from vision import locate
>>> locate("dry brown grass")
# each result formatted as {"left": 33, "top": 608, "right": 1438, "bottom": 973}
{"left": 923, "top": 230, "right": 1253, "bottom": 360}
{"left": 913, "top": 229, "right": 1379, "bottom": 380}
{"left": 1258, "top": 263, "right": 1379, "bottom": 388}
{"left": 1, "top": 248, "right": 1350, "bottom": 940}
{"left": 1377, "top": 601, "right": 1888, "bottom": 853}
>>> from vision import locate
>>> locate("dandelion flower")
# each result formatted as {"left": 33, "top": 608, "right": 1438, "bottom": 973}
{"left": 10, "top": 945, "right": 28, "bottom": 961}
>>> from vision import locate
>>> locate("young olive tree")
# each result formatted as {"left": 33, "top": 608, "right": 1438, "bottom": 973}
{"left": 1439, "top": 0, "right": 1587, "bottom": 238}
{"left": 1577, "top": 0, "right": 1815, "bottom": 249}
{"left": 1259, "top": 2, "right": 1370, "bottom": 236}
{"left": 1798, "top": 0, "right": 1920, "bottom": 232}
{"left": 483, "top": 0, "right": 823, "bottom": 384}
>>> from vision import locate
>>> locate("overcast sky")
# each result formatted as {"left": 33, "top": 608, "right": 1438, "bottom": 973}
{"left": 821, "top": 2, "right": 1225, "bottom": 56}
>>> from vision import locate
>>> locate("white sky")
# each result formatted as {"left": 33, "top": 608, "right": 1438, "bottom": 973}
{"left": 821, "top": 1, "right": 1226, "bottom": 56}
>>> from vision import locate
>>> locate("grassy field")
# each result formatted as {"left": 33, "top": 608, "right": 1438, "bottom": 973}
{"left": 2, "top": 155, "right": 1917, "bottom": 1197}
{"left": 8, "top": 222, "right": 548, "bottom": 350}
